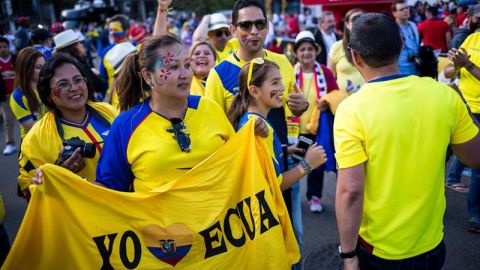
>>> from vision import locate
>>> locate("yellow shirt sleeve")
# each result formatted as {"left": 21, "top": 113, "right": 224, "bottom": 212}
{"left": 334, "top": 100, "right": 368, "bottom": 168}
{"left": 329, "top": 41, "right": 342, "bottom": 64}
{"left": 205, "top": 69, "right": 229, "bottom": 112}
{"left": 450, "top": 91, "right": 479, "bottom": 144}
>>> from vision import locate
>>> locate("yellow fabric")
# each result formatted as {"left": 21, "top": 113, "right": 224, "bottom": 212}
{"left": 190, "top": 76, "right": 206, "bottom": 96}
{"left": 9, "top": 89, "right": 45, "bottom": 139}
{"left": 216, "top": 38, "right": 240, "bottom": 63}
{"left": 329, "top": 40, "right": 364, "bottom": 94}
{"left": 334, "top": 76, "right": 479, "bottom": 259}
{"left": 3, "top": 121, "right": 299, "bottom": 269}
{"left": 298, "top": 73, "right": 317, "bottom": 134}
{"left": 18, "top": 102, "right": 117, "bottom": 192}
{"left": 306, "top": 90, "right": 348, "bottom": 135}
{"left": 206, "top": 50, "right": 295, "bottom": 112}
{"left": 458, "top": 32, "right": 480, "bottom": 113}
{"left": 103, "top": 55, "right": 116, "bottom": 88}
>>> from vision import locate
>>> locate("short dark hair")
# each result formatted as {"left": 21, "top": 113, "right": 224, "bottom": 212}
{"left": 38, "top": 53, "right": 94, "bottom": 111}
{"left": 109, "top": 14, "right": 130, "bottom": 31}
{"left": 0, "top": 37, "right": 9, "bottom": 46}
{"left": 349, "top": 13, "right": 402, "bottom": 68}
{"left": 391, "top": 0, "right": 406, "bottom": 12}
{"left": 427, "top": 6, "right": 438, "bottom": 16}
{"left": 232, "top": 0, "right": 267, "bottom": 24}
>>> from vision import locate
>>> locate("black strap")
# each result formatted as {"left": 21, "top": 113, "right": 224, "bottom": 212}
{"left": 55, "top": 105, "right": 112, "bottom": 140}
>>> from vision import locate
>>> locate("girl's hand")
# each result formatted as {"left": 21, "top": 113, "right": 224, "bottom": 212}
{"left": 31, "top": 169, "right": 44, "bottom": 185}
{"left": 304, "top": 143, "right": 327, "bottom": 169}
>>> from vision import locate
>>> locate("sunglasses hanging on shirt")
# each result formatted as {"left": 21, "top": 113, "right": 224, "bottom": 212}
{"left": 167, "top": 118, "right": 191, "bottom": 152}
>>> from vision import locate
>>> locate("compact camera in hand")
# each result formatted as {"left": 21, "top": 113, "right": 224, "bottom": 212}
{"left": 62, "top": 137, "right": 96, "bottom": 160}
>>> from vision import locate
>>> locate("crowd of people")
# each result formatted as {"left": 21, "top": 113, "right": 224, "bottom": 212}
{"left": 0, "top": 0, "right": 479, "bottom": 269}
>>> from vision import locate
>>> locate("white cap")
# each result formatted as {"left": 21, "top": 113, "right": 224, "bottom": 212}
{"left": 53, "top": 29, "right": 80, "bottom": 51}
{"left": 294, "top": 31, "right": 319, "bottom": 51}
{"left": 208, "top": 13, "right": 229, "bottom": 32}
{"left": 106, "top": 42, "right": 137, "bottom": 74}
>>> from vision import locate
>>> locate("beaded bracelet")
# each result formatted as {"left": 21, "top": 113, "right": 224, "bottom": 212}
{"left": 298, "top": 159, "right": 313, "bottom": 175}
{"left": 158, "top": 7, "right": 172, "bottom": 13}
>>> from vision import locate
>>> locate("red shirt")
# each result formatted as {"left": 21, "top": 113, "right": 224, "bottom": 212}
{"left": 0, "top": 55, "right": 15, "bottom": 96}
{"left": 455, "top": 12, "right": 467, "bottom": 26}
{"left": 418, "top": 18, "right": 451, "bottom": 52}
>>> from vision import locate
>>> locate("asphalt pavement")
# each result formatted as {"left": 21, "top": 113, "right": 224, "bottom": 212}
{"left": 0, "top": 124, "right": 479, "bottom": 269}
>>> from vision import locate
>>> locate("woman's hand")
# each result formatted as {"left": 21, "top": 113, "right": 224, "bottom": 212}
{"left": 55, "top": 147, "right": 86, "bottom": 173}
{"left": 31, "top": 168, "right": 44, "bottom": 185}
{"left": 254, "top": 118, "right": 269, "bottom": 138}
{"left": 451, "top": 48, "right": 471, "bottom": 68}
{"left": 304, "top": 143, "right": 327, "bottom": 169}
{"left": 317, "top": 99, "right": 329, "bottom": 112}
{"left": 158, "top": 0, "right": 172, "bottom": 8}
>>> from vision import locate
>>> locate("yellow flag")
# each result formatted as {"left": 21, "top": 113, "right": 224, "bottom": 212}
{"left": 3, "top": 120, "right": 299, "bottom": 269}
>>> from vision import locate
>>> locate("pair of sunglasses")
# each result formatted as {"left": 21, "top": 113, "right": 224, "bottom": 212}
{"left": 167, "top": 118, "right": 191, "bottom": 152}
{"left": 214, "top": 29, "right": 230, "bottom": 37}
{"left": 235, "top": 19, "right": 267, "bottom": 32}
{"left": 247, "top": 58, "right": 265, "bottom": 87}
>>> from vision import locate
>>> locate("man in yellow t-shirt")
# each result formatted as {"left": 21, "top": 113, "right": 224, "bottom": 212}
{"left": 444, "top": 27, "right": 480, "bottom": 233}
{"left": 335, "top": 13, "right": 480, "bottom": 270}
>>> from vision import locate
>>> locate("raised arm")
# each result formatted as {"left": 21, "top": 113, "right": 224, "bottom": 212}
{"left": 152, "top": 0, "right": 172, "bottom": 36}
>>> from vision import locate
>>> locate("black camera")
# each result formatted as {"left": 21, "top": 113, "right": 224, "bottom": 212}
{"left": 409, "top": 55, "right": 423, "bottom": 67}
{"left": 62, "top": 137, "right": 96, "bottom": 160}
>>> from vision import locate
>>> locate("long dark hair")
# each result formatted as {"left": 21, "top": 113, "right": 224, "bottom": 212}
{"left": 113, "top": 35, "right": 182, "bottom": 112}
{"left": 13, "top": 48, "right": 45, "bottom": 113}
{"left": 342, "top": 8, "right": 364, "bottom": 65}
{"left": 37, "top": 53, "right": 94, "bottom": 111}
{"left": 226, "top": 59, "right": 279, "bottom": 129}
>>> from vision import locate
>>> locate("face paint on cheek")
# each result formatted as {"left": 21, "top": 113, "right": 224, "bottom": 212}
{"left": 154, "top": 68, "right": 172, "bottom": 86}
{"left": 52, "top": 88, "right": 62, "bottom": 97}
{"left": 240, "top": 34, "right": 249, "bottom": 43}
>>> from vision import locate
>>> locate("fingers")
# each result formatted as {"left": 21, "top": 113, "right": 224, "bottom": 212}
{"left": 254, "top": 118, "right": 269, "bottom": 138}
{"left": 293, "top": 83, "right": 301, "bottom": 94}
{"left": 61, "top": 148, "right": 85, "bottom": 173}
{"left": 31, "top": 168, "right": 44, "bottom": 185}
{"left": 55, "top": 147, "right": 65, "bottom": 165}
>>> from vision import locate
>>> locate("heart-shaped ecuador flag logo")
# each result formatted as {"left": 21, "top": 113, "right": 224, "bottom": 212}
{"left": 142, "top": 224, "right": 193, "bottom": 266}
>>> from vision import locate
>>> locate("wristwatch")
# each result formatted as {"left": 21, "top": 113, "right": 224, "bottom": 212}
{"left": 338, "top": 245, "right": 357, "bottom": 259}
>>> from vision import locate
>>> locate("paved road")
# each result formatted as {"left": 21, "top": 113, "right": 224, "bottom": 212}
{"left": 0, "top": 125, "right": 479, "bottom": 269}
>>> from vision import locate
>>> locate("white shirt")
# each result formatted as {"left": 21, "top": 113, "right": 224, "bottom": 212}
{"left": 321, "top": 30, "right": 337, "bottom": 55}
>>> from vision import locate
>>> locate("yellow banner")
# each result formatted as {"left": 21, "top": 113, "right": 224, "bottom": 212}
{"left": 3, "top": 120, "right": 299, "bottom": 269}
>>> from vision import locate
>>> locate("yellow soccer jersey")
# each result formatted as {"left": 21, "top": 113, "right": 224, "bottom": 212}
{"left": 205, "top": 50, "right": 296, "bottom": 112}
{"left": 216, "top": 38, "right": 240, "bottom": 63}
{"left": 458, "top": 32, "right": 480, "bottom": 113}
{"left": 9, "top": 88, "right": 45, "bottom": 139}
{"left": 334, "top": 74, "right": 479, "bottom": 260}
{"left": 329, "top": 40, "right": 364, "bottom": 94}
{"left": 18, "top": 102, "right": 117, "bottom": 193}
{"left": 237, "top": 112, "right": 283, "bottom": 186}
{"left": 96, "top": 95, "right": 235, "bottom": 192}
{"left": 190, "top": 75, "right": 206, "bottom": 96}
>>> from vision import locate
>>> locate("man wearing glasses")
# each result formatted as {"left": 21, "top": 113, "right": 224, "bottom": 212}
{"left": 192, "top": 12, "right": 240, "bottom": 62}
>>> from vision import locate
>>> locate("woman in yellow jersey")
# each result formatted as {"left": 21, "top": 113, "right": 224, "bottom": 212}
{"left": 94, "top": 35, "right": 235, "bottom": 192}
{"left": 189, "top": 41, "right": 216, "bottom": 96}
{"left": 9, "top": 48, "right": 46, "bottom": 140}
{"left": 293, "top": 31, "right": 342, "bottom": 213}
{"left": 227, "top": 58, "right": 327, "bottom": 191}
{"left": 327, "top": 8, "right": 365, "bottom": 95}
{"left": 18, "top": 54, "right": 117, "bottom": 199}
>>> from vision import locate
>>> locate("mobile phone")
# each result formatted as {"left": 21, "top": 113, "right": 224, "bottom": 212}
{"left": 292, "top": 136, "right": 313, "bottom": 162}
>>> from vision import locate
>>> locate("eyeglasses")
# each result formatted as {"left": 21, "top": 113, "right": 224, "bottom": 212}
{"left": 346, "top": 42, "right": 360, "bottom": 55}
{"left": 214, "top": 29, "right": 230, "bottom": 38}
{"left": 167, "top": 118, "right": 191, "bottom": 152}
{"left": 235, "top": 19, "right": 267, "bottom": 32}
{"left": 52, "top": 76, "right": 87, "bottom": 93}
{"left": 247, "top": 58, "right": 265, "bottom": 87}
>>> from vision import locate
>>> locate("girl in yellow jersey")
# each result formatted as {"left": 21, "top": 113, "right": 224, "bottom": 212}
{"left": 95, "top": 35, "right": 235, "bottom": 192}
{"left": 18, "top": 54, "right": 117, "bottom": 199}
{"left": 9, "top": 48, "right": 46, "bottom": 140}
{"left": 227, "top": 58, "right": 327, "bottom": 191}
{"left": 188, "top": 41, "right": 217, "bottom": 96}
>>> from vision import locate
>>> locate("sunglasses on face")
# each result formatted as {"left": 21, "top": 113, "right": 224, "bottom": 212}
{"left": 214, "top": 29, "right": 230, "bottom": 38}
{"left": 235, "top": 19, "right": 267, "bottom": 32}
{"left": 167, "top": 118, "right": 191, "bottom": 152}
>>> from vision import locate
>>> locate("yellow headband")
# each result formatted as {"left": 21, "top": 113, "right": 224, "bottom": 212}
{"left": 247, "top": 58, "right": 265, "bottom": 87}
